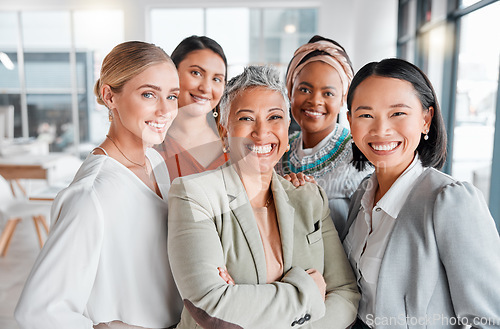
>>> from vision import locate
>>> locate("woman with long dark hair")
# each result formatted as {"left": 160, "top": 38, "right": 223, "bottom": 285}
{"left": 156, "top": 35, "right": 229, "bottom": 181}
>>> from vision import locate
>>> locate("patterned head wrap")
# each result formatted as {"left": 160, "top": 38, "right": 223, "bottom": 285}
{"left": 285, "top": 40, "right": 354, "bottom": 99}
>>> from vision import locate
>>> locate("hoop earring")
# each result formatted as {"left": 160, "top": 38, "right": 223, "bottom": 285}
{"left": 213, "top": 110, "right": 218, "bottom": 118}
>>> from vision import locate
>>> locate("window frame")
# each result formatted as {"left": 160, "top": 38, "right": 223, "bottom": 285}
{"left": 397, "top": 0, "right": 500, "bottom": 228}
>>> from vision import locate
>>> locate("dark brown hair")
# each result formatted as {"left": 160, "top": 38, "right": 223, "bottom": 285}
{"left": 347, "top": 58, "right": 447, "bottom": 170}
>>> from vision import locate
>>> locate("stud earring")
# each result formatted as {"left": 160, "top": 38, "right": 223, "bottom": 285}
{"left": 213, "top": 110, "right": 218, "bottom": 118}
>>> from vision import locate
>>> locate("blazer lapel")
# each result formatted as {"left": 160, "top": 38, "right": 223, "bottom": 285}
{"left": 341, "top": 203, "right": 360, "bottom": 241}
{"left": 340, "top": 177, "right": 368, "bottom": 241}
{"left": 221, "top": 162, "right": 268, "bottom": 283}
{"left": 271, "top": 172, "right": 295, "bottom": 272}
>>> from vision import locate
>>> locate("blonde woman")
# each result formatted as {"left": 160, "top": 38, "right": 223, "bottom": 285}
{"left": 15, "top": 41, "right": 183, "bottom": 329}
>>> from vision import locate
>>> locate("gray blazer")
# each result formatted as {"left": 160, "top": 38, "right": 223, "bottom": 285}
{"left": 168, "top": 161, "right": 359, "bottom": 329}
{"left": 341, "top": 168, "right": 500, "bottom": 328}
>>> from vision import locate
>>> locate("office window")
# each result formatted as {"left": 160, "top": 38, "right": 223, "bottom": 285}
{"left": 261, "top": 8, "right": 317, "bottom": 66}
{"left": 0, "top": 10, "right": 123, "bottom": 156}
{"left": 22, "top": 11, "right": 72, "bottom": 48}
{"left": 397, "top": 0, "right": 417, "bottom": 62}
{"left": 417, "top": 25, "right": 447, "bottom": 103}
{"left": 451, "top": 1, "right": 500, "bottom": 201}
{"left": 206, "top": 8, "right": 250, "bottom": 77}
{"left": 461, "top": 0, "right": 483, "bottom": 7}
{"left": 0, "top": 12, "right": 21, "bottom": 136}
{"left": 397, "top": 0, "right": 500, "bottom": 226}
{"left": 149, "top": 7, "right": 318, "bottom": 79}
{"left": 150, "top": 8, "right": 204, "bottom": 55}
{"left": 21, "top": 12, "right": 73, "bottom": 151}
{"left": 419, "top": 0, "right": 448, "bottom": 24}
{"left": 73, "top": 10, "right": 124, "bottom": 152}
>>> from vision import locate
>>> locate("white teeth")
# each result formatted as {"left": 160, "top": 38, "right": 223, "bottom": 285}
{"left": 304, "top": 110, "right": 324, "bottom": 117}
{"left": 248, "top": 144, "right": 273, "bottom": 154}
{"left": 371, "top": 142, "right": 398, "bottom": 151}
{"left": 147, "top": 121, "right": 166, "bottom": 128}
{"left": 193, "top": 95, "right": 209, "bottom": 103}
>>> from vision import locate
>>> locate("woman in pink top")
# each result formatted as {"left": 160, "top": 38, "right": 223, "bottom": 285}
{"left": 156, "top": 36, "right": 228, "bottom": 181}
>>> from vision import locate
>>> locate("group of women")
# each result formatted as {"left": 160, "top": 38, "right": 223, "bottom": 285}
{"left": 13, "top": 33, "right": 500, "bottom": 329}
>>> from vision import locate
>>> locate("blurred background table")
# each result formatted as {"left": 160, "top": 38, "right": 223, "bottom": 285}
{"left": 0, "top": 152, "right": 81, "bottom": 199}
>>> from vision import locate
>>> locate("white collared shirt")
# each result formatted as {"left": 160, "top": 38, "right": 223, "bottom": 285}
{"left": 343, "top": 155, "right": 426, "bottom": 325}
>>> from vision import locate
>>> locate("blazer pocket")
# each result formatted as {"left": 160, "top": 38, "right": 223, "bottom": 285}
{"left": 307, "top": 227, "right": 322, "bottom": 245}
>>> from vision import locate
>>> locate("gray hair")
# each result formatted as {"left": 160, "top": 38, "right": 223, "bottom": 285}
{"left": 219, "top": 65, "right": 290, "bottom": 128}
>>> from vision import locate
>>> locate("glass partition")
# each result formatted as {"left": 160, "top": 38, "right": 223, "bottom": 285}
{"left": 0, "top": 12, "right": 22, "bottom": 137}
{"left": 451, "top": 1, "right": 500, "bottom": 202}
{"left": 149, "top": 6, "right": 318, "bottom": 80}
{"left": 0, "top": 10, "right": 123, "bottom": 157}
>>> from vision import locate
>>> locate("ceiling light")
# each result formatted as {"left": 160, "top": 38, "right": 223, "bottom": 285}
{"left": 0, "top": 52, "right": 15, "bottom": 70}
{"left": 284, "top": 24, "right": 296, "bottom": 34}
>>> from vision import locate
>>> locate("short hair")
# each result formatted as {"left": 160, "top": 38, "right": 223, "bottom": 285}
{"left": 171, "top": 35, "right": 227, "bottom": 82}
{"left": 219, "top": 65, "right": 290, "bottom": 128}
{"left": 94, "top": 41, "right": 173, "bottom": 106}
{"left": 346, "top": 58, "right": 447, "bottom": 171}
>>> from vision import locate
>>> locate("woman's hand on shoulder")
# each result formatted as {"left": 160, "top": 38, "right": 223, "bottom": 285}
{"left": 283, "top": 172, "right": 317, "bottom": 187}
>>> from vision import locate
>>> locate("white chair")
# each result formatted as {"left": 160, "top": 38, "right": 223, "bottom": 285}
{"left": 0, "top": 175, "right": 51, "bottom": 257}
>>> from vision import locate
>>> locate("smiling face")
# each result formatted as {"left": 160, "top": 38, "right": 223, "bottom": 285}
{"left": 108, "top": 62, "right": 180, "bottom": 146}
{"left": 348, "top": 76, "right": 433, "bottom": 177}
{"left": 176, "top": 48, "right": 226, "bottom": 118}
{"left": 290, "top": 61, "right": 344, "bottom": 147}
{"left": 226, "top": 86, "right": 290, "bottom": 176}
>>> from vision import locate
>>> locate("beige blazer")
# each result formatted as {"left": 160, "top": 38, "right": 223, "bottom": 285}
{"left": 168, "top": 161, "right": 359, "bottom": 329}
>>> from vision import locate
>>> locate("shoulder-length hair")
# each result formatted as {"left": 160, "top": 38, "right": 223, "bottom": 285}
{"left": 346, "top": 58, "right": 447, "bottom": 171}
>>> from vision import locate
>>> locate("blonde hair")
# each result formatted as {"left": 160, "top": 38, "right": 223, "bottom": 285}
{"left": 94, "top": 41, "right": 174, "bottom": 106}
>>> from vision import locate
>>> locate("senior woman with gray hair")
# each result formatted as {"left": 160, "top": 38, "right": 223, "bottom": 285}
{"left": 167, "top": 65, "right": 359, "bottom": 329}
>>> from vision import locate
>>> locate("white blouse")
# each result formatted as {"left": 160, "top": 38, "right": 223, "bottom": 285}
{"left": 343, "top": 155, "right": 425, "bottom": 325}
{"left": 15, "top": 148, "right": 183, "bottom": 329}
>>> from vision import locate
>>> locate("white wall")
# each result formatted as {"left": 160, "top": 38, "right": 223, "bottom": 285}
{"left": 350, "top": 0, "right": 399, "bottom": 71}
{"left": 0, "top": 0, "right": 398, "bottom": 70}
